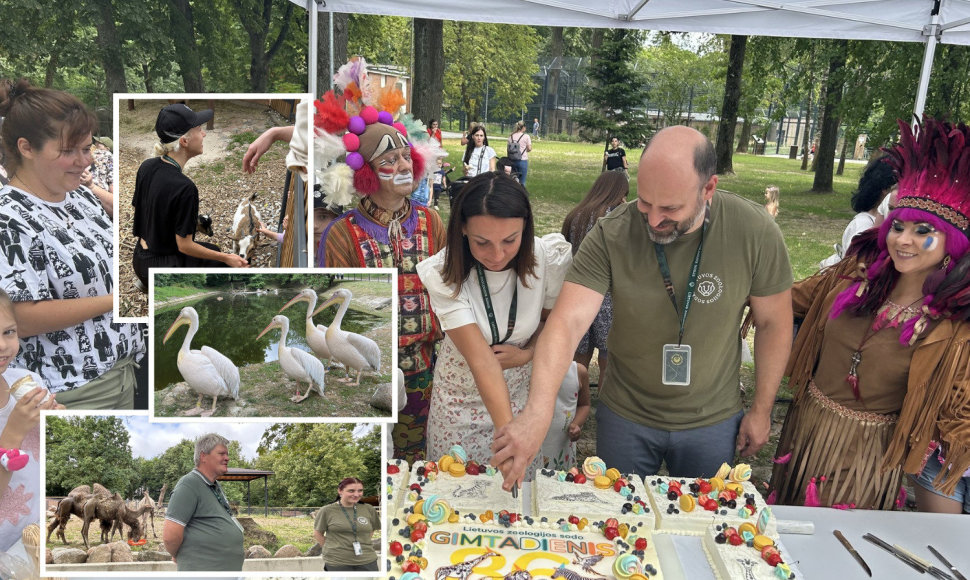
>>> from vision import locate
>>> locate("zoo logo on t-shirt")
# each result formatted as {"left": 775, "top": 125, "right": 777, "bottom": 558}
{"left": 357, "top": 516, "right": 368, "bottom": 524}
{"left": 692, "top": 273, "right": 723, "bottom": 304}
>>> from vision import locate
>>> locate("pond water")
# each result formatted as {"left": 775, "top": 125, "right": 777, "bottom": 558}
{"left": 154, "top": 291, "right": 383, "bottom": 390}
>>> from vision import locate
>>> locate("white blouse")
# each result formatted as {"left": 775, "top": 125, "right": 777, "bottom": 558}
{"left": 418, "top": 234, "right": 572, "bottom": 346}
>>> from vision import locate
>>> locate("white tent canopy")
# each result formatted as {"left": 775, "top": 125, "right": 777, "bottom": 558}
{"left": 300, "top": 0, "right": 970, "bottom": 115}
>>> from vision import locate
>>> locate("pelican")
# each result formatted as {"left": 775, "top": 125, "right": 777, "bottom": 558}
{"left": 256, "top": 314, "right": 326, "bottom": 403}
{"left": 162, "top": 307, "right": 240, "bottom": 417}
{"left": 311, "top": 288, "right": 381, "bottom": 386}
{"left": 278, "top": 288, "right": 333, "bottom": 365}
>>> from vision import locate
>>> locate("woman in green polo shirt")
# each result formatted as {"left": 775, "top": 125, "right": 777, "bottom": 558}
{"left": 313, "top": 477, "right": 378, "bottom": 571}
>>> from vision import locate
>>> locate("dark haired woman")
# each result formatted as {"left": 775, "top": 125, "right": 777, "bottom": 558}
{"left": 313, "top": 477, "right": 378, "bottom": 571}
{"left": 427, "top": 119, "right": 442, "bottom": 145}
{"left": 821, "top": 156, "right": 898, "bottom": 267}
{"left": 462, "top": 125, "right": 497, "bottom": 178}
{"left": 417, "top": 172, "right": 571, "bottom": 469}
{"left": 770, "top": 118, "right": 970, "bottom": 509}
{"left": 0, "top": 80, "right": 144, "bottom": 408}
{"left": 560, "top": 171, "right": 629, "bottom": 391}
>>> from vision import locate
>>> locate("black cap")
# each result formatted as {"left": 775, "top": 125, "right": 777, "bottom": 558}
{"left": 155, "top": 104, "right": 214, "bottom": 144}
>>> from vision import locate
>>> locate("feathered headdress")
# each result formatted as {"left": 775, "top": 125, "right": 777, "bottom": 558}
{"left": 884, "top": 117, "right": 970, "bottom": 235}
{"left": 313, "top": 57, "right": 444, "bottom": 207}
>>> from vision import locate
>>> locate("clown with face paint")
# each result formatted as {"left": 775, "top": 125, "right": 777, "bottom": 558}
{"left": 770, "top": 117, "right": 970, "bottom": 511}
{"left": 319, "top": 97, "right": 446, "bottom": 462}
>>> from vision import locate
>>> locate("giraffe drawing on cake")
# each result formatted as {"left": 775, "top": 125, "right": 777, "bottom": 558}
{"left": 735, "top": 558, "right": 757, "bottom": 580}
{"left": 435, "top": 550, "right": 498, "bottom": 580}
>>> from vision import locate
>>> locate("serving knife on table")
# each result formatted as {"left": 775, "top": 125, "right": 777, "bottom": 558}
{"left": 863, "top": 533, "right": 954, "bottom": 579}
{"left": 834, "top": 530, "right": 871, "bottom": 576}
{"left": 929, "top": 545, "right": 967, "bottom": 580}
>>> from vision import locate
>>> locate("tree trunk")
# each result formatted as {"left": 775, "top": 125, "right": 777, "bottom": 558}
{"left": 142, "top": 64, "right": 155, "bottom": 93}
{"left": 836, "top": 131, "right": 855, "bottom": 175}
{"left": 45, "top": 51, "right": 59, "bottom": 88}
{"left": 168, "top": 0, "right": 204, "bottom": 92}
{"left": 317, "top": 12, "right": 349, "bottom": 93}
{"left": 544, "top": 27, "right": 564, "bottom": 138}
{"left": 411, "top": 19, "right": 444, "bottom": 125}
{"left": 715, "top": 35, "right": 746, "bottom": 175}
{"left": 812, "top": 40, "right": 847, "bottom": 193}
{"left": 234, "top": 0, "right": 292, "bottom": 93}
{"left": 736, "top": 118, "right": 752, "bottom": 153}
{"left": 91, "top": 0, "right": 127, "bottom": 97}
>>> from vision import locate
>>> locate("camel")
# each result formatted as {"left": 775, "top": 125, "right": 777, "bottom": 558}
{"left": 81, "top": 492, "right": 148, "bottom": 549}
{"left": 46, "top": 483, "right": 111, "bottom": 545}
{"left": 131, "top": 485, "right": 164, "bottom": 539}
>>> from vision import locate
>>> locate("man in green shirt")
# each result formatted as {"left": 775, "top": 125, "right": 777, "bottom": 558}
{"left": 493, "top": 125, "right": 793, "bottom": 486}
{"left": 163, "top": 433, "right": 245, "bottom": 571}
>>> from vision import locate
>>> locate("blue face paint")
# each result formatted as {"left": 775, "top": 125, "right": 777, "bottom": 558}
{"left": 924, "top": 236, "right": 936, "bottom": 250}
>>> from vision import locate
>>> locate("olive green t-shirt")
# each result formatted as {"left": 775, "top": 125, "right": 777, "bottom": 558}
{"left": 314, "top": 501, "right": 379, "bottom": 566}
{"left": 165, "top": 470, "right": 245, "bottom": 571}
{"left": 566, "top": 193, "right": 792, "bottom": 430}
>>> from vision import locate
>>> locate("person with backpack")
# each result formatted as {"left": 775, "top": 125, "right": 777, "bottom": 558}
{"left": 507, "top": 121, "right": 533, "bottom": 187}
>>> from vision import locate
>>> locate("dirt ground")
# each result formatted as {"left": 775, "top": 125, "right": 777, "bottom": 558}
{"left": 117, "top": 99, "right": 294, "bottom": 318}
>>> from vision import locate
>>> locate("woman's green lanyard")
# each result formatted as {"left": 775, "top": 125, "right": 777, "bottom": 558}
{"left": 338, "top": 503, "right": 363, "bottom": 556}
{"left": 476, "top": 262, "right": 517, "bottom": 345}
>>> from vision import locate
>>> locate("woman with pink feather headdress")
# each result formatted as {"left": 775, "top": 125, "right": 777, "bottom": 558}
{"left": 769, "top": 117, "right": 970, "bottom": 512}
{"left": 314, "top": 58, "right": 447, "bottom": 462}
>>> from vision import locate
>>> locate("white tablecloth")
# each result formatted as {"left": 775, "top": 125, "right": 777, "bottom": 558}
{"left": 772, "top": 505, "right": 969, "bottom": 579}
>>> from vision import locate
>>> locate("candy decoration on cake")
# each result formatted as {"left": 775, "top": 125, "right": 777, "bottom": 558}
{"left": 729, "top": 463, "right": 752, "bottom": 483}
{"left": 583, "top": 456, "right": 608, "bottom": 478}
{"left": 712, "top": 523, "right": 793, "bottom": 579}
{"left": 415, "top": 494, "right": 453, "bottom": 524}
{"left": 434, "top": 549, "right": 499, "bottom": 580}
{"left": 611, "top": 553, "right": 644, "bottom": 579}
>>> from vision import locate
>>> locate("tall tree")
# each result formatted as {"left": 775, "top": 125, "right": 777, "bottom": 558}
{"left": 572, "top": 29, "right": 650, "bottom": 147}
{"left": 232, "top": 0, "right": 295, "bottom": 92}
{"left": 812, "top": 39, "right": 848, "bottom": 193}
{"left": 412, "top": 18, "right": 444, "bottom": 125}
{"left": 442, "top": 21, "right": 539, "bottom": 124}
{"left": 88, "top": 0, "right": 127, "bottom": 96}
{"left": 168, "top": 0, "right": 205, "bottom": 92}
{"left": 46, "top": 416, "right": 136, "bottom": 496}
{"left": 715, "top": 35, "right": 746, "bottom": 174}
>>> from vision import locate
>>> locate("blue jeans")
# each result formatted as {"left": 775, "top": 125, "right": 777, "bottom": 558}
{"left": 514, "top": 159, "right": 529, "bottom": 187}
{"left": 911, "top": 448, "right": 970, "bottom": 513}
{"left": 596, "top": 402, "right": 744, "bottom": 477}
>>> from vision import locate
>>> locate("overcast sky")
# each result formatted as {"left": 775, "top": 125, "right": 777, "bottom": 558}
{"left": 119, "top": 416, "right": 377, "bottom": 461}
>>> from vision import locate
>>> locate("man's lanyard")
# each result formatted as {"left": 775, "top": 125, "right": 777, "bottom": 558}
{"left": 476, "top": 262, "right": 517, "bottom": 345}
{"left": 195, "top": 470, "right": 233, "bottom": 518}
{"left": 652, "top": 205, "right": 709, "bottom": 346}
{"left": 338, "top": 503, "right": 359, "bottom": 541}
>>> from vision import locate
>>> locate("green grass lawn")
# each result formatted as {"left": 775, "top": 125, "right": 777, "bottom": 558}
{"left": 440, "top": 138, "right": 865, "bottom": 280}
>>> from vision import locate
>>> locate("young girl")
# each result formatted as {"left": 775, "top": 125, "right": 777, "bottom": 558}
{"left": 540, "top": 361, "right": 592, "bottom": 470}
{"left": 0, "top": 289, "right": 61, "bottom": 552}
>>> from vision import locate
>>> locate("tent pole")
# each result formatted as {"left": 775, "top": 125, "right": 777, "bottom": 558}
{"left": 914, "top": 5, "right": 942, "bottom": 119}
{"left": 309, "top": 0, "right": 319, "bottom": 97}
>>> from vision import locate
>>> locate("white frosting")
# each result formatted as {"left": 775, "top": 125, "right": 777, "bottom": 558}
{"left": 390, "top": 518, "right": 664, "bottom": 580}
{"left": 701, "top": 522, "right": 791, "bottom": 580}
{"left": 645, "top": 476, "right": 776, "bottom": 536}
{"left": 532, "top": 470, "right": 654, "bottom": 527}
{"left": 385, "top": 459, "right": 409, "bottom": 517}
{"left": 405, "top": 462, "right": 522, "bottom": 516}
{"left": 10, "top": 376, "right": 51, "bottom": 404}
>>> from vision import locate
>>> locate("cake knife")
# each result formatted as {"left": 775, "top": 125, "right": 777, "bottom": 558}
{"left": 929, "top": 546, "right": 967, "bottom": 580}
{"left": 834, "top": 530, "right": 871, "bottom": 576}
